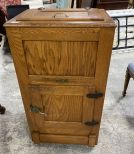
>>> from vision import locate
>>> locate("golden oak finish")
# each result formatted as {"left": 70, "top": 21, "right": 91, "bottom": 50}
{"left": 32, "top": 132, "right": 40, "bottom": 144}
{"left": 88, "top": 135, "right": 97, "bottom": 147}
{"left": 21, "top": 28, "right": 100, "bottom": 41}
{"left": 24, "top": 41, "right": 98, "bottom": 76}
{"left": 29, "top": 85, "right": 95, "bottom": 136}
{"left": 40, "top": 134, "right": 89, "bottom": 145}
{"left": 5, "top": 28, "right": 38, "bottom": 133}
{"left": 5, "top": 8, "right": 116, "bottom": 146}
{"left": 29, "top": 75, "right": 95, "bottom": 86}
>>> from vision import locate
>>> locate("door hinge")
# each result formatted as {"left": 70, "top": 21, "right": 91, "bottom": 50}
{"left": 87, "top": 92, "right": 103, "bottom": 99}
{"left": 85, "top": 120, "right": 99, "bottom": 126}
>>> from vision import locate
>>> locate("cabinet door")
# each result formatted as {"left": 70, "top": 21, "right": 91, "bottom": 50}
{"left": 24, "top": 39, "right": 98, "bottom": 86}
{"left": 22, "top": 28, "right": 99, "bottom": 84}
{"left": 29, "top": 85, "right": 96, "bottom": 136}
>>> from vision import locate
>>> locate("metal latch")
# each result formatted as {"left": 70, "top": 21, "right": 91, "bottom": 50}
{"left": 85, "top": 120, "right": 99, "bottom": 126}
{"left": 87, "top": 92, "right": 103, "bottom": 99}
{"left": 55, "top": 79, "right": 68, "bottom": 83}
{"left": 30, "top": 104, "right": 47, "bottom": 116}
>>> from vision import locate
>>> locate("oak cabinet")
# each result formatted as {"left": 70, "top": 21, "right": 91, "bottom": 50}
{"left": 5, "top": 8, "right": 116, "bottom": 146}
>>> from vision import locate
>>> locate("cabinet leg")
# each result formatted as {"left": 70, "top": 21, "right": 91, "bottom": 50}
{"left": 122, "top": 69, "right": 131, "bottom": 97}
{"left": 88, "top": 135, "right": 97, "bottom": 147}
{"left": 32, "top": 131, "right": 40, "bottom": 144}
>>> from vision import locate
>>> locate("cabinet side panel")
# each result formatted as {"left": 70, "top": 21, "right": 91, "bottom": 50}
{"left": 6, "top": 28, "right": 38, "bottom": 134}
{"left": 92, "top": 27, "right": 115, "bottom": 143}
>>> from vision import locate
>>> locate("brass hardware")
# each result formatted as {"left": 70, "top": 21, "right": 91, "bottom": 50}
{"left": 52, "top": 13, "right": 69, "bottom": 19}
{"left": 30, "top": 104, "right": 47, "bottom": 116}
{"left": 55, "top": 79, "right": 68, "bottom": 83}
{"left": 87, "top": 92, "right": 103, "bottom": 99}
{"left": 85, "top": 120, "right": 99, "bottom": 126}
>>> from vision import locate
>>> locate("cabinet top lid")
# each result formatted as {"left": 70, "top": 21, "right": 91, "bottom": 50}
{"left": 5, "top": 8, "right": 116, "bottom": 28}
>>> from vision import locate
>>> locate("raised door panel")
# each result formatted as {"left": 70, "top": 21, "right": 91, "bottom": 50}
{"left": 29, "top": 85, "right": 95, "bottom": 136}
{"left": 24, "top": 41, "right": 98, "bottom": 77}
{"left": 42, "top": 94, "right": 82, "bottom": 122}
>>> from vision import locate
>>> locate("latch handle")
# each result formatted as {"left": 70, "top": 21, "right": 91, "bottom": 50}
{"left": 30, "top": 104, "right": 47, "bottom": 116}
{"left": 52, "top": 13, "right": 69, "bottom": 19}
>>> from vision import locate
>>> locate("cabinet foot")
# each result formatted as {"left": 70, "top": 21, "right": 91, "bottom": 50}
{"left": 88, "top": 135, "right": 97, "bottom": 147}
{"left": 32, "top": 131, "right": 40, "bottom": 144}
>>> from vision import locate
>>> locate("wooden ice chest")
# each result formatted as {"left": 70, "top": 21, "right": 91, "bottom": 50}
{"left": 5, "top": 8, "right": 116, "bottom": 146}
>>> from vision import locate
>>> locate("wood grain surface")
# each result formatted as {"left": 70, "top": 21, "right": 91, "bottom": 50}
{"left": 40, "top": 134, "right": 88, "bottom": 145}
{"left": 29, "top": 75, "right": 95, "bottom": 86}
{"left": 24, "top": 40, "right": 98, "bottom": 77}
{"left": 42, "top": 95, "right": 82, "bottom": 122}
{"left": 21, "top": 28, "right": 100, "bottom": 41}
{"left": 29, "top": 85, "right": 95, "bottom": 136}
{"left": 5, "top": 9, "right": 116, "bottom": 146}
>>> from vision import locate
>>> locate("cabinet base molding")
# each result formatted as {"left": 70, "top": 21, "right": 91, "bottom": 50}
{"left": 31, "top": 133, "right": 98, "bottom": 146}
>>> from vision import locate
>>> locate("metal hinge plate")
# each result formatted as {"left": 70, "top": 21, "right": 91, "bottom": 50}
{"left": 85, "top": 120, "right": 99, "bottom": 126}
{"left": 87, "top": 92, "right": 103, "bottom": 99}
